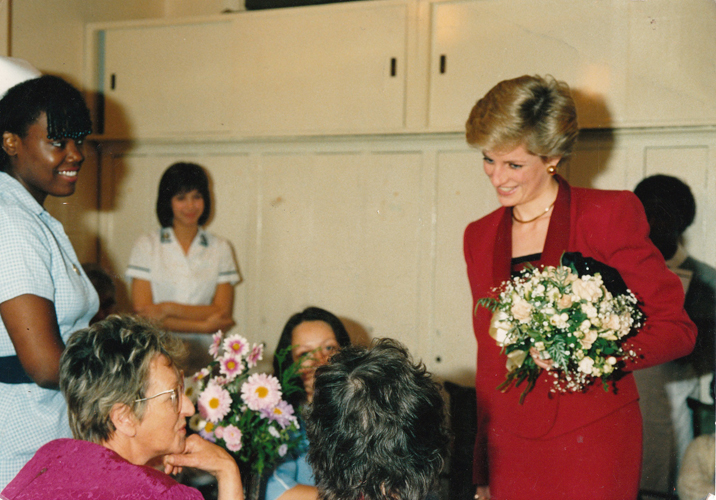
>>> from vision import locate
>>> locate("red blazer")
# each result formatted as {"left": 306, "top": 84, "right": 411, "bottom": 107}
{"left": 464, "top": 176, "right": 697, "bottom": 485}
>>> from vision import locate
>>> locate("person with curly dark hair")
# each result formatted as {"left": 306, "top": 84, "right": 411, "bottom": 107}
{"left": 305, "top": 338, "right": 450, "bottom": 500}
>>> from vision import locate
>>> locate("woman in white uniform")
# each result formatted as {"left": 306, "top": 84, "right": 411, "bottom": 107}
{"left": 126, "top": 162, "right": 240, "bottom": 373}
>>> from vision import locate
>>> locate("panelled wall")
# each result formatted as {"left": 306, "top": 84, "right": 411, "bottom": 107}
{"left": 30, "top": 0, "right": 711, "bottom": 383}
{"left": 97, "top": 127, "right": 716, "bottom": 384}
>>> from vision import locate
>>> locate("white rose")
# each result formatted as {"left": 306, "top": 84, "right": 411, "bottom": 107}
{"left": 606, "top": 356, "right": 617, "bottom": 365}
{"left": 578, "top": 357, "right": 595, "bottom": 374}
{"left": 558, "top": 294, "right": 573, "bottom": 310}
{"left": 511, "top": 297, "right": 533, "bottom": 323}
{"left": 580, "top": 319, "right": 592, "bottom": 332}
{"left": 549, "top": 313, "right": 569, "bottom": 329}
{"left": 604, "top": 314, "right": 621, "bottom": 331}
{"left": 580, "top": 329, "right": 598, "bottom": 349}
{"left": 572, "top": 278, "right": 603, "bottom": 302}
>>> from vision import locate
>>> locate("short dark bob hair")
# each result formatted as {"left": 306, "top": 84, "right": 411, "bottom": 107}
{"left": 155, "top": 162, "right": 211, "bottom": 228}
{"left": 0, "top": 75, "right": 92, "bottom": 171}
{"left": 59, "top": 315, "right": 184, "bottom": 444}
{"left": 273, "top": 306, "right": 352, "bottom": 408}
{"left": 306, "top": 338, "right": 450, "bottom": 500}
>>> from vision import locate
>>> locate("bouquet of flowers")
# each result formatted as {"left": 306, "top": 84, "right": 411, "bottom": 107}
{"left": 186, "top": 331, "right": 304, "bottom": 477}
{"left": 477, "top": 252, "right": 644, "bottom": 404}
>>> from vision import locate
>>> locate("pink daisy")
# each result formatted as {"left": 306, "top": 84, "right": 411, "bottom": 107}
{"left": 241, "top": 373, "right": 282, "bottom": 411}
{"left": 209, "top": 331, "right": 223, "bottom": 358}
{"left": 246, "top": 344, "right": 264, "bottom": 368}
{"left": 223, "top": 424, "right": 243, "bottom": 452}
{"left": 223, "top": 334, "right": 249, "bottom": 357}
{"left": 220, "top": 354, "right": 244, "bottom": 381}
{"left": 261, "top": 400, "right": 296, "bottom": 429}
{"left": 198, "top": 383, "right": 232, "bottom": 423}
{"left": 192, "top": 367, "right": 211, "bottom": 382}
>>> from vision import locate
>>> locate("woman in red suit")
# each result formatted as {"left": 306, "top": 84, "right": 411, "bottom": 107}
{"left": 463, "top": 75, "right": 697, "bottom": 500}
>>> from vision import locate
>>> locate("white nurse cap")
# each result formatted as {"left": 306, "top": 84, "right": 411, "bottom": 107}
{"left": 0, "top": 56, "right": 41, "bottom": 98}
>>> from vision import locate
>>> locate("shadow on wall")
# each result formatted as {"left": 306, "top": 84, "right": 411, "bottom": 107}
{"left": 340, "top": 316, "right": 371, "bottom": 347}
{"left": 569, "top": 88, "right": 615, "bottom": 189}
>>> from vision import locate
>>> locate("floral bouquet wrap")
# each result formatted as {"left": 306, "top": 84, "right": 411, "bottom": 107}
{"left": 186, "top": 332, "right": 304, "bottom": 477}
{"left": 477, "top": 252, "right": 644, "bottom": 404}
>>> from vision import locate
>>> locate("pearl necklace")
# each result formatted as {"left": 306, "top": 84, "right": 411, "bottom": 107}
{"left": 512, "top": 201, "right": 555, "bottom": 224}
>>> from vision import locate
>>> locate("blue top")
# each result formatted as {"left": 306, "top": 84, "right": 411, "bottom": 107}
{"left": 0, "top": 172, "right": 99, "bottom": 488}
{"left": 265, "top": 423, "right": 314, "bottom": 500}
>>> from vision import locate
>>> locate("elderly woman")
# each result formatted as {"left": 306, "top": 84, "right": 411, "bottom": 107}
{"left": 464, "top": 75, "right": 697, "bottom": 499}
{"left": 1, "top": 315, "right": 242, "bottom": 500}
{"left": 305, "top": 338, "right": 450, "bottom": 500}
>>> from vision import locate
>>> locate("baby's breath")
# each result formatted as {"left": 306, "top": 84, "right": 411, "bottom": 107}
{"left": 477, "top": 260, "right": 644, "bottom": 404}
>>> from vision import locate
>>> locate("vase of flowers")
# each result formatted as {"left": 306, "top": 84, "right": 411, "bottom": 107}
{"left": 477, "top": 252, "right": 645, "bottom": 404}
{"left": 186, "top": 331, "right": 304, "bottom": 499}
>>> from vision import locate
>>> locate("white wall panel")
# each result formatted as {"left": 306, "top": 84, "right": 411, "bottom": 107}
{"left": 98, "top": 127, "right": 716, "bottom": 385}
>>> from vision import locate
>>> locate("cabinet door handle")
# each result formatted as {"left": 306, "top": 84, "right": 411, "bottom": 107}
{"left": 440, "top": 55, "right": 446, "bottom": 74}
{"left": 110, "top": 73, "right": 116, "bottom": 90}
{"left": 390, "top": 57, "right": 397, "bottom": 77}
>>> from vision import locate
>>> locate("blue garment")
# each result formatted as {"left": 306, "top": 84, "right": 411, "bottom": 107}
{"left": 265, "top": 425, "right": 314, "bottom": 500}
{"left": 0, "top": 172, "right": 99, "bottom": 488}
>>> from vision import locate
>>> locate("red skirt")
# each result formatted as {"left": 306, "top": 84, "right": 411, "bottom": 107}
{"left": 488, "top": 400, "right": 642, "bottom": 500}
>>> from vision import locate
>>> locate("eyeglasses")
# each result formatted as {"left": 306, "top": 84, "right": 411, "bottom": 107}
{"left": 134, "top": 373, "right": 184, "bottom": 414}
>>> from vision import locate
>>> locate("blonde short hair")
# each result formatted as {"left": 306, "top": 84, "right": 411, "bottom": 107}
{"left": 59, "top": 315, "right": 184, "bottom": 444}
{"left": 465, "top": 75, "right": 579, "bottom": 165}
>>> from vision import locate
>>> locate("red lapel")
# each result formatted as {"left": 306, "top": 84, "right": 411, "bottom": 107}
{"left": 491, "top": 175, "right": 572, "bottom": 285}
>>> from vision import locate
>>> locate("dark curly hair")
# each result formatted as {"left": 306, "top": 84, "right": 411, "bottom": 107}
{"left": 273, "top": 306, "right": 351, "bottom": 408}
{"left": 155, "top": 162, "right": 211, "bottom": 228}
{"left": 0, "top": 75, "right": 92, "bottom": 172}
{"left": 305, "top": 338, "right": 450, "bottom": 500}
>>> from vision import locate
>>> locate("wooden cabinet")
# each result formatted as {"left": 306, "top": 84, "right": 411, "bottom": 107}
{"left": 86, "top": 0, "right": 716, "bottom": 139}
{"left": 89, "top": 1, "right": 409, "bottom": 139}
{"left": 426, "top": 0, "right": 716, "bottom": 130}
{"left": 231, "top": 1, "right": 409, "bottom": 136}
{"left": 95, "top": 18, "right": 236, "bottom": 139}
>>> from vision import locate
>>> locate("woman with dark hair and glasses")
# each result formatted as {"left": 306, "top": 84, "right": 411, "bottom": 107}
{"left": 1, "top": 315, "right": 243, "bottom": 500}
{"left": 0, "top": 59, "right": 100, "bottom": 487}
{"left": 265, "top": 307, "right": 352, "bottom": 500}
{"left": 126, "top": 162, "right": 240, "bottom": 373}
